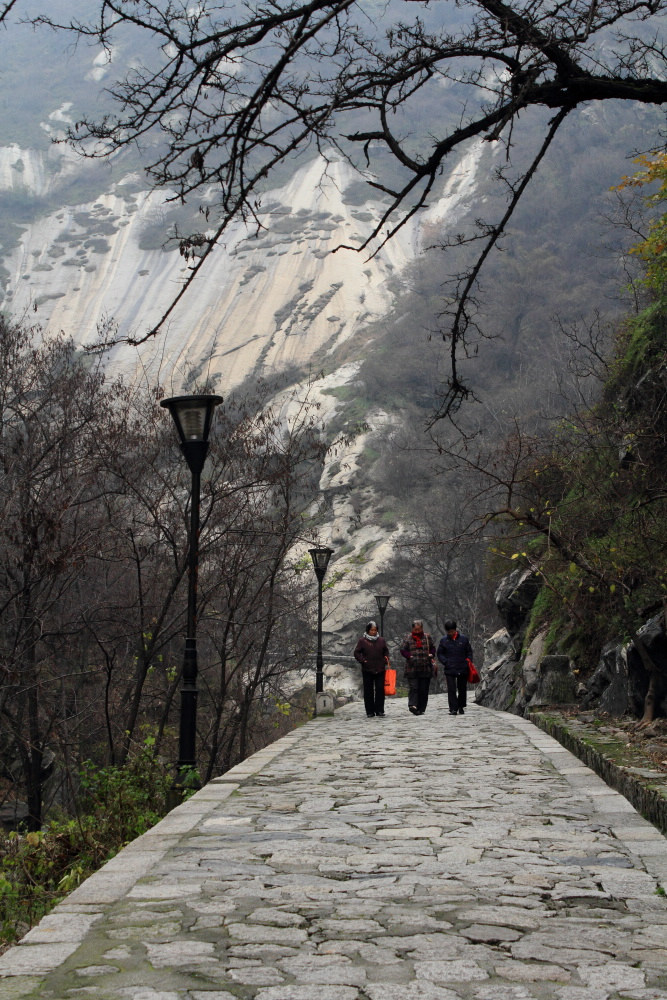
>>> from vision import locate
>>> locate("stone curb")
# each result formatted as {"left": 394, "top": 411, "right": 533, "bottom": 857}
{"left": 526, "top": 710, "right": 667, "bottom": 837}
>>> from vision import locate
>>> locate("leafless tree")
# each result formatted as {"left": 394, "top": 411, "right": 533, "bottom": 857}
{"left": 0, "top": 318, "right": 331, "bottom": 824}
{"left": 0, "top": 319, "right": 126, "bottom": 828}
{"left": 75, "top": 377, "right": 329, "bottom": 777}
{"left": 195, "top": 382, "right": 329, "bottom": 779}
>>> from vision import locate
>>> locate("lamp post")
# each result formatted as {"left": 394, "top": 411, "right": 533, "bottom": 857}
{"left": 375, "top": 594, "right": 391, "bottom": 636}
{"left": 309, "top": 546, "right": 334, "bottom": 705}
{"left": 160, "top": 394, "right": 222, "bottom": 786}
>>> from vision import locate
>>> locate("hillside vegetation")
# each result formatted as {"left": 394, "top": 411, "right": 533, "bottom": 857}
{"left": 484, "top": 153, "right": 667, "bottom": 722}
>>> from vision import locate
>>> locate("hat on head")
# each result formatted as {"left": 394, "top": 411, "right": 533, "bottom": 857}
{"left": 412, "top": 619, "right": 423, "bottom": 629}
{"left": 366, "top": 620, "right": 377, "bottom": 631}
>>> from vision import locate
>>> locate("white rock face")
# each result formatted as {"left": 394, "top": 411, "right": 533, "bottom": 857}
{"left": 0, "top": 143, "right": 82, "bottom": 199}
{"left": 422, "top": 141, "right": 488, "bottom": 230}
{"left": 2, "top": 154, "right": 424, "bottom": 393}
{"left": 1, "top": 141, "right": 486, "bottom": 393}
{"left": 271, "top": 362, "right": 408, "bottom": 629}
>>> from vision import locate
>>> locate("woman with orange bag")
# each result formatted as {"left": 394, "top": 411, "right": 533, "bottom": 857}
{"left": 354, "top": 621, "right": 390, "bottom": 717}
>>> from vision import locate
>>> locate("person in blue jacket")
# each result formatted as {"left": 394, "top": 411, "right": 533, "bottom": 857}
{"left": 437, "top": 619, "right": 473, "bottom": 716}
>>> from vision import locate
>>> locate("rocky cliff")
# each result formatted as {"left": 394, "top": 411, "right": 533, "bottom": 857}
{"left": 477, "top": 568, "right": 667, "bottom": 721}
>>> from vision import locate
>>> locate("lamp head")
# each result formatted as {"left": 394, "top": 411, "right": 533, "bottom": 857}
{"left": 309, "top": 546, "right": 334, "bottom": 581}
{"left": 375, "top": 594, "right": 391, "bottom": 615}
{"left": 161, "top": 394, "right": 223, "bottom": 473}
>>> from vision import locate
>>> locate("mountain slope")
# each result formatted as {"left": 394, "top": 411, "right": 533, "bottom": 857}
{"left": 0, "top": 6, "right": 664, "bottom": 665}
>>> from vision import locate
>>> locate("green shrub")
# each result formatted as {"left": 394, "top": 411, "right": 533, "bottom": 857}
{"left": 0, "top": 742, "right": 172, "bottom": 947}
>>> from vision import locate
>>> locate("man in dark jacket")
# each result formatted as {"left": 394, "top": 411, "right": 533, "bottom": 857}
{"left": 400, "top": 619, "right": 436, "bottom": 716}
{"left": 437, "top": 619, "right": 473, "bottom": 716}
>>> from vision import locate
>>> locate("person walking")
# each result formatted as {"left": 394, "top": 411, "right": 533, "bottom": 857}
{"left": 400, "top": 619, "right": 436, "bottom": 715}
{"left": 354, "top": 620, "right": 390, "bottom": 717}
{"left": 437, "top": 619, "right": 473, "bottom": 716}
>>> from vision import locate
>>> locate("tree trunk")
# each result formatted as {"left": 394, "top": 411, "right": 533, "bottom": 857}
{"left": 24, "top": 619, "right": 44, "bottom": 831}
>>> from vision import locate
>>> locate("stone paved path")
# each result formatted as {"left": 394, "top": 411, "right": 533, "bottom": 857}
{"left": 2, "top": 699, "right": 667, "bottom": 1000}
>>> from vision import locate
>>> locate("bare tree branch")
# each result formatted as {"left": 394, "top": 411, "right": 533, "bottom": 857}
{"left": 0, "top": 0, "right": 20, "bottom": 25}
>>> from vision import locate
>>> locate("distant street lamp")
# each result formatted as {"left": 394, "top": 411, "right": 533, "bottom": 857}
{"left": 375, "top": 594, "right": 391, "bottom": 636}
{"left": 309, "top": 546, "right": 334, "bottom": 705}
{"left": 160, "top": 394, "right": 222, "bottom": 787}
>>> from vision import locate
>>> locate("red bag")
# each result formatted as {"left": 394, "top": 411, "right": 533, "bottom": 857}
{"left": 384, "top": 667, "right": 397, "bottom": 696}
{"left": 467, "top": 658, "right": 480, "bottom": 684}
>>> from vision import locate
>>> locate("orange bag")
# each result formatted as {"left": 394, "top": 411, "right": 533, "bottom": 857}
{"left": 384, "top": 667, "right": 397, "bottom": 696}
{"left": 467, "top": 658, "right": 480, "bottom": 684}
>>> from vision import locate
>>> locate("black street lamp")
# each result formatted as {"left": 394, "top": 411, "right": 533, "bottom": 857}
{"left": 375, "top": 594, "right": 391, "bottom": 636}
{"left": 309, "top": 546, "right": 334, "bottom": 705}
{"left": 161, "top": 394, "right": 222, "bottom": 786}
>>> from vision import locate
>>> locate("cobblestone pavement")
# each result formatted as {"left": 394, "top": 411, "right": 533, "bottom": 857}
{"left": 2, "top": 699, "right": 667, "bottom": 1000}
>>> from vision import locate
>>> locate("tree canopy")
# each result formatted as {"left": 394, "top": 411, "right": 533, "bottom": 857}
{"left": 22, "top": 0, "right": 667, "bottom": 416}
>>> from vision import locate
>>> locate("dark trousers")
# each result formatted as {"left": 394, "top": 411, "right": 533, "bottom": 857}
{"left": 363, "top": 671, "right": 385, "bottom": 716}
{"left": 408, "top": 675, "right": 431, "bottom": 713}
{"left": 445, "top": 672, "right": 468, "bottom": 713}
